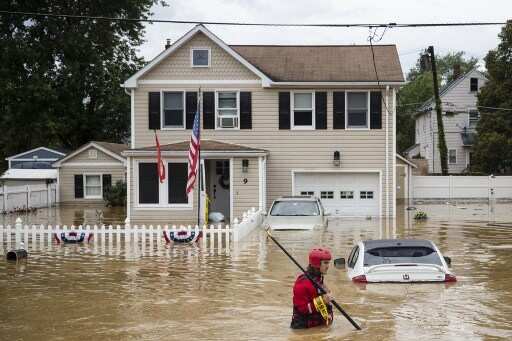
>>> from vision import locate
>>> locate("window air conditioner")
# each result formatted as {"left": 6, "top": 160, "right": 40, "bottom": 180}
{"left": 219, "top": 116, "right": 237, "bottom": 128}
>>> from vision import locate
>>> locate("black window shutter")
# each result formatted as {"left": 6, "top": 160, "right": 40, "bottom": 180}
{"left": 148, "top": 92, "right": 161, "bottom": 130}
{"left": 370, "top": 91, "right": 382, "bottom": 129}
{"left": 74, "top": 175, "right": 83, "bottom": 198}
{"left": 315, "top": 92, "right": 327, "bottom": 129}
{"left": 185, "top": 92, "right": 197, "bottom": 129}
{"left": 138, "top": 163, "right": 159, "bottom": 204}
{"left": 203, "top": 92, "right": 215, "bottom": 129}
{"left": 333, "top": 92, "right": 345, "bottom": 129}
{"left": 240, "top": 92, "right": 252, "bottom": 129}
{"left": 102, "top": 174, "right": 112, "bottom": 196}
{"left": 168, "top": 163, "right": 188, "bottom": 204}
{"left": 278, "top": 92, "right": 290, "bottom": 130}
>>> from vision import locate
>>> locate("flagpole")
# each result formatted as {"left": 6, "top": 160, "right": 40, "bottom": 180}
{"left": 197, "top": 87, "right": 201, "bottom": 226}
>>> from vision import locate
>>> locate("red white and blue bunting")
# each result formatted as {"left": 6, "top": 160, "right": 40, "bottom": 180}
{"left": 53, "top": 231, "right": 93, "bottom": 244}
{"left": 163, "top": 230, "right": 202, "bottom": 244}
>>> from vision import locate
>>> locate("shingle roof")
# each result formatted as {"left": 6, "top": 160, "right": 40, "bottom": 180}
{"left": 230, "top": 45, "right": 404, "bottom": 82}
{"left": 132, "top": 140, "right": 266, "bottom": 152}
{"left": 92, "top": 141, "right": 128, "bottom": 157}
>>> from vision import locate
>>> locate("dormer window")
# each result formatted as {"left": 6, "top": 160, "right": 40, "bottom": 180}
{"left": 191, "top": 48, "right": 210, "bottom": 67}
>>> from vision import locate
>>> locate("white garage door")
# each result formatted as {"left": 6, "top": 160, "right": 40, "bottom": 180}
{"left": 294, "top": 172, "right": 380, "bottom": 216}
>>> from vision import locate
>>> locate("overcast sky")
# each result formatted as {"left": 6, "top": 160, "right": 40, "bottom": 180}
{"left": 137, "top": 0, "right": 510, "bottom": 77}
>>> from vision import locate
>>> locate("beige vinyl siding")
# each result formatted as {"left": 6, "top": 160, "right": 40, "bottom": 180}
{"left": 65, "top": 146, "right": 120, "bottom": 163}
{"left": 59, "top": 166, "right": 125, "bottom": 204}
{"left": 141, "top": 32, "right": 259, "bottom": 81}
{"left": 232, "top": 157, "right": 259, "bottom": 219}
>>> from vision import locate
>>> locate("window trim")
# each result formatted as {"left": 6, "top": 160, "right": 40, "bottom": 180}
{"left": 134, "top": 159, "right": 193, "bottom": 209}
{"left": 291, "top": 90, "right": 315, "bottom": 130}
{"left": 160, "top": 90, "right": 186, "bottom": 130}
{"left": 448, "top": 149, "right": 457, "bottom": 164}
{"left": 340, "top": 191, "right": 354, "bottom": 199}
{"left": 468, "top": 108, "right": 480, "bottom": 127}
{"left": 345, "top": 91, "right": 370, "bottom": 130}
{"left": 215, "top": 90, "right": 240, "bottom": 130}
{"left": 83, "top": 173, "right": 103, "bottom": 199}
{"left": 190, "top": 47, "right": 211, "bottom": 68}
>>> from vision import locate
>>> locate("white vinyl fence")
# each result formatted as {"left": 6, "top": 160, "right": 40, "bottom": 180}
{"left": 0, "top": 208, "right": 264, "bottom": 256}
{"left": 412, "top": 175, "right": 512, "bottom": 200}
{"left": 1, "top": 183, "right": 57, "bottom": 213}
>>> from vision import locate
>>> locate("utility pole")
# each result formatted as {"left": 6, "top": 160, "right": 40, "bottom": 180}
{"left": 428, "top": 46, "right": 448, "bottom": 175}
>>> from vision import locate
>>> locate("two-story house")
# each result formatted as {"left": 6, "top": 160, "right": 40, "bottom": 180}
{"left": 122, "top": 25, "right": 403, "bottom": 224}
{"left": 407, "top": 68, "right": 488, "bottom": 173}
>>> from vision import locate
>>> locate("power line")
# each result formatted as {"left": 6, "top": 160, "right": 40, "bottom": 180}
{"left": 477, "top": 105, "right": 512, "bottom": 112}
{"left": 0, "top": 10, "right": 508, "bottom": 28}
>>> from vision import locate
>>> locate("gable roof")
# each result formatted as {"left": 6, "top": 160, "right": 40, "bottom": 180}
{"left": 123, "top": 25, "right": 272, "bottom": 88}
{"left": 6, "top": 147, "right": 66, "bottom": 161}
{"left": 417, "top": 67, "right": 487, "bottom": 113}
{"left": 53, "top": 141, "right": 127, "bottom": 167}
{"left": 230, "top": 45, "right": 404, "bottom": 83}
{"left": 123, "top": 24, "right": 404, "bottom": 88}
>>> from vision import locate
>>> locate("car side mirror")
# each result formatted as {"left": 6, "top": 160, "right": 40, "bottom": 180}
{"left": 261, "top": 210, "right": 267, "bottom": 216}
{"left": 334, "top": 257, "right": 345, "bottom": 269}
{"left": 324, "top": 211, "right": 331, "bottom": 216}
{"left": 444, "top": 256, "right": 452, "bottom": 267}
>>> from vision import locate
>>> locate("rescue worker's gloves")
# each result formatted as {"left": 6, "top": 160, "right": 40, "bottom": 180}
{"left": 309, "top": 248, "right": 332, "bottom": 268}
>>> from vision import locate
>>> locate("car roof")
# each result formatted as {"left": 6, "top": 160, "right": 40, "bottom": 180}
{"left": 274, "top": 196, "right": 318, "bottom": 201}
{"left": 362, "top": 239, "right": 435, "bottom": 250}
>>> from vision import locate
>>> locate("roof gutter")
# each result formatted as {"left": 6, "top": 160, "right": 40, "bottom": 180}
{"left": 123, "top": 150, "right": 268, "bottom": 157}
{"left": 266, "top": 81, "right": 405, "bottom": 88}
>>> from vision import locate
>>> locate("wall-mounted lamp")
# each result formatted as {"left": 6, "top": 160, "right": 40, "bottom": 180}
{"left": 242, "top": 159, "right": 249, "bottom": 173}
{"left": 333, "top": 151, "right": 341, "bottom": 167}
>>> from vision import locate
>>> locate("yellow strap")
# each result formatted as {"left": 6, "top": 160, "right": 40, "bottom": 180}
{"left": 313, "top": 296, "right": 329, "bottom": 323}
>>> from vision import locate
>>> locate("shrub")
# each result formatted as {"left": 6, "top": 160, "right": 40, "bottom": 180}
{"left": 414, "top": 211, "right": 428, "bottom": 220}
{"left": 104, "top": 180, "right": 126, "bottom": 207}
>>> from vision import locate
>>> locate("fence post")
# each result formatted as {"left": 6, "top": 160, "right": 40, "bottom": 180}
{"left": 232, "top": 218, "right": 239, "bottom": 242}
{"left": 15, "top": 217, "right": 22, "bottom": 248}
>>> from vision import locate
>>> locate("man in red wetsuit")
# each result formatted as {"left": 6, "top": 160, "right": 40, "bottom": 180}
{"left": 291, "top": 248, "right": 334, "bottom": 329}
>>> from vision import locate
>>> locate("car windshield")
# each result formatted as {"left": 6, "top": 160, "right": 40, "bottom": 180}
{"left": 363, "top": 246, "right": 443, "bottom": 266}
{"left": 270, "top": 201, "right": 320, "bottom": 216}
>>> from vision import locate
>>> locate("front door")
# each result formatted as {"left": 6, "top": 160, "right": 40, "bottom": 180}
{"left": 206, "top": 159, "right": 230, "bottom": 222}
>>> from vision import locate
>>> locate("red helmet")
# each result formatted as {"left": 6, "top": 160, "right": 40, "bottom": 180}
{"left": 309, "top": 248, "right": 332, "bottom": 268}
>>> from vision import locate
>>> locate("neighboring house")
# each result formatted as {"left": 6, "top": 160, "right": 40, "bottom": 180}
{"left": 53, "top": 142, "right": 127, "bottom": 204}
{"left": 1, "top": 147, "right": 65, "bottom": 186}
{"left": 411, "top": 68, "right": 488, "bottom": 173}
{"left": 122, "top": 24, "right": 403, "bottom": 224}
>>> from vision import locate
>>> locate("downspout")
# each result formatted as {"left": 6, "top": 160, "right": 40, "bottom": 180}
{"left": 392, "top": 87, "right": 397, "bottom": 218}
{"left": 385, "top": 85, "right": 389, "bottom": 217}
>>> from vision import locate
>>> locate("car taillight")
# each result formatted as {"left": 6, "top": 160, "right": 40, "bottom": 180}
{"left": 352, "top": 275, "right": 367, "bottom": 283}
{"left": 444, "top": 274, "right": 457, "bottom": 282}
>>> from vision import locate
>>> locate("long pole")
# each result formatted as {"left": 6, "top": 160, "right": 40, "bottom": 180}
{"left": 428, "top": 46, "right": 448, "bottom": 175}
{"left": 265, "top": 228, "right": 362, "bottom": 330}
{"left": 197, "top": 88, "right": 202, "bottom": 225}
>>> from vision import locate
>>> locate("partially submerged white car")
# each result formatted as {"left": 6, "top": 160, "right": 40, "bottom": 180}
{"left": 335, "top": 239, "right": 457, "bottom": 283}
{"left": 265, "top": 196, "right": 328, "bottom": 230}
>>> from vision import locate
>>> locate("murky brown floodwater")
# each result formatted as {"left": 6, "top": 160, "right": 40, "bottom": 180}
{"left": 1, "top": 203, "right": 512, "bottom": 340}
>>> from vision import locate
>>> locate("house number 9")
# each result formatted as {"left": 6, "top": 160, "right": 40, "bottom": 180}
{"left": 243, "top": 178, "right": 248, "bottom": 184}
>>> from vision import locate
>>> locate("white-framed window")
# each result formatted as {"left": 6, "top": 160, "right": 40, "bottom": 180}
{"left": 291, "top": 92, "right": 315, "bottom": 130}
{"left": 215, "top": 91, "right": 239, "bottom": 129}
{"left": 449, "top": 149, "right": 457, "bottom": 164}
{"left": 88, "top": 149, "right": 97, "bottom": 159}
{"left": 191, "top": 48, "right": 210, "bottom": 67}
{"left": 360, "top": 191, "right": 374, "bottom": 199}
{"left": 469, "top": 109, "right": 480, "bottom": 127}
{"left": 162, "top": 91, "right": 185, "bottom": 129}
{"left": 340, "top": 191, "right": 354, "bottom": 199}
{"left": 84, "top": 174, "right": 102, "bottom": 199}
{"left": 135, "top": 159, "right": 193, "bottom": 209}
{"left": 300, "top": 191, "right": 314, "bottom": 196}
{"left": 320, "top": 191, "right": 334, "bottom": 199}
{"left": 346, "top": 91, "right": 369, "bottom": 129}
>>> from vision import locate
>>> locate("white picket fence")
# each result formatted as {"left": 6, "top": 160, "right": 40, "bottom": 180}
{"left": 1, "top": 183, "right": 57, "bottom": 213}
{"left": 0, "top": 208, "right": 264, "bottom": 256}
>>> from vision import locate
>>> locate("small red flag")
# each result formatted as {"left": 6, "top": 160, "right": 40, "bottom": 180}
{"left": 155, "top": 131, "right": 165, "bottom": 183}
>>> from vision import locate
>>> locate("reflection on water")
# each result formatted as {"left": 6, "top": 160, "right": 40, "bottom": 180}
{"left": 1, "top": 203, "right": 512, "bottom": 340}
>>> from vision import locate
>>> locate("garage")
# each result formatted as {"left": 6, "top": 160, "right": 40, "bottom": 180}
{"left": 293, "top": 171, "right": 380, "bottom": 217}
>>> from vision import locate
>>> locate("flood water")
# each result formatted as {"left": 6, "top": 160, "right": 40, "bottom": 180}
{"left": 1, "top": 203, "right": 512, "bottom": 340}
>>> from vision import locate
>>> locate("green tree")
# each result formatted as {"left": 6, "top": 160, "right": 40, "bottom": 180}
{"left": 473, "top": 21, "right": 512, "bottom": 174}
{"left": 0, "top": 1, "right": 163, "bottom": 171}
{"left": 397, "top": 51, "right": 479, "bottom": 154}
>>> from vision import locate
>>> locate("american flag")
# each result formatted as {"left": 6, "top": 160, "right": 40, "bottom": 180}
{"left": 186, "top": 109, "right": 200, "bottom": 194}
